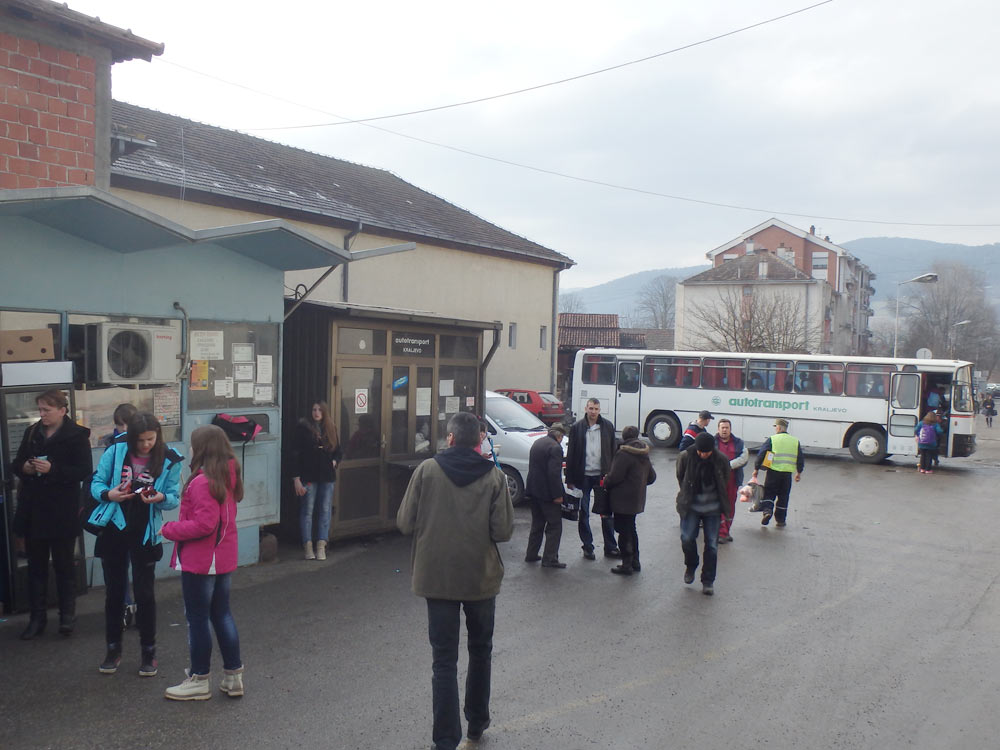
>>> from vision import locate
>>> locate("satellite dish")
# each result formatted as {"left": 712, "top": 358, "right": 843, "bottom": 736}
{"left": 915, "top": 347, "right": 932, "bottom": 359}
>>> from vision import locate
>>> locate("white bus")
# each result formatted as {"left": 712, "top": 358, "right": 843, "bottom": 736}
{"left": 571, "top": 349, "right": 976, "bottom": 463}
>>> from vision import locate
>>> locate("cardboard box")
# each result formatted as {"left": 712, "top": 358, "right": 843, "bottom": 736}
{"left": 0, "top": 328, "right": 55, "bottom": 363}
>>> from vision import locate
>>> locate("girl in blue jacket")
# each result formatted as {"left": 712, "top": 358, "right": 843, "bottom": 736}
{"left": 88, "top": 413, "right": 182, "bottom": 677}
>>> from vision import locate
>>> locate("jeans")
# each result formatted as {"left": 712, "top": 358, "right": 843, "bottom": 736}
{"left": 26, "top": 536, "right": 76, "bottom": 621}
{"left": 427, "top": 597, "right": 495, "bottom": 750}
{"left": 181, "top": 571, "right": 242, "bottom": 675}
{"left": 762, "top": 471, "right": 794, "bottom": 523}
{"left": 680, "top": 512, "right": 721, "bottom": 583}
{"left": 101, "top": 542, "right": 156, "bottom": 647}
{"left": 577, "top": 475, "right": 618, "bottom": 553}
{"left": 300, "top": 481, "right": 334, "bottom": 543}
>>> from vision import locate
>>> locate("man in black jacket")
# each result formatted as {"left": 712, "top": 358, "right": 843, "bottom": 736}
{"left": 524, "top": 425, "right": 567, "bottom": 568}
{"left": 675, "top": 432, "right": 731, "bottom": 596}
{"left": 565, "top": 398, "right": 619, "bottom": 560}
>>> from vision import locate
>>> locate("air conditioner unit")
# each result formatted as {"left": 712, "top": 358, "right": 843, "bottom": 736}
{"left": 88, "top": 323, "right": 180, "bottom": 384}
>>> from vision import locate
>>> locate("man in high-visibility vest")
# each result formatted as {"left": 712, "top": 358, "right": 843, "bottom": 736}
{"left": 751, "top": 418, "right": 804, "bottom": 527}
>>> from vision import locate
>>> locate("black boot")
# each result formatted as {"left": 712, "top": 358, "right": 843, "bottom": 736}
{"left": 58, "top": 613, "right": 76, "bottom": 636}
{"left": 99, "top": 643, "right": 122, "bottom": 674}
{"left": 20, "top": 616, "right": 46, "bottom": 640}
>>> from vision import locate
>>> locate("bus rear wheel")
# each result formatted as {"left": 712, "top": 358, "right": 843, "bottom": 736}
{"left": 647, "top": 413, "right": 681, "bottom": 448}
{"left": 849, "top": 427, "right": 886, "bottom": 463}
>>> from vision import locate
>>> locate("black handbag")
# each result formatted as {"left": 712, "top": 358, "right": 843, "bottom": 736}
{"left": 78, "top": 474, "right": 104, "bottom": 535}
{"left": 561, "top": 492, "right": 579, "bottom": 522}
{"left": 590, "top": 484, "right": 611, "bottom": 516}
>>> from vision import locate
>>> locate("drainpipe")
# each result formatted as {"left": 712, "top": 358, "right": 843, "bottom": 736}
{"left": 551, "top": 269, "right": 559, "bottom": 393}
{"left": 479, "top": 323, "right": 502, "bottom": 416}
{"left": 341, "top": 221, "right": 362, "bottom": 303}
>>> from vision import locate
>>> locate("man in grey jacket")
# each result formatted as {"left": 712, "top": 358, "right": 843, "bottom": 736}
{"left": 397, "top": 411, "right": 514, "bottom": 750}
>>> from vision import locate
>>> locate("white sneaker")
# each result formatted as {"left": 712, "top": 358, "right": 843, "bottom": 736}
{"left": 165, "top": 673, "right": 211, "bottom": 701}
{"left": 220, "top": 667, "right": 244, "bottom": 697}
{"left": 304, "top": 541, "right": 315, "bottom": 560}
{"left": 316, "top": 541, "right": 327, "bottom": 561}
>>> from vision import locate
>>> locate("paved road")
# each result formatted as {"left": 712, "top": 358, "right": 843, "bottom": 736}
{"left": 4, "top": 419, "right": 1000, "bottom": 749}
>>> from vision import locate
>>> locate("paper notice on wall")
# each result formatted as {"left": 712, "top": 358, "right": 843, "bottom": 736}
{"left": 214, "top": 377, "right": 234, "bottom": 398}
{"left": 233, "top": 363, "right": 255, "bottom": 381}
{"left": 466, "top": 396, "right": 475, "bottom": 407}
{"left": 256, "top": 355, "right": 273, "bottom": 384}
{"left": 355, "top": 388, "right": 369, "bottom": 414}
{"left": 190, "top": 331, "right": 224, "bottom": 360}
{"left": 392, "top": 394, "right": 407, "bottom": 410}
{"left": 153, "top": 385, "right": 181, "bottom": 426}
{"left": 439, "top": 379, "right": 454, "bottom": 397}
{"left": 232, "top": 343, "right": 254, "bottom": 363}
{"left": 190, "top": 360, "right": 209, "bottom": 390}
{"left": 253, "top": 384, "right": 274, "bottom": 403}
{"left": 237, "top": 381, "right": 254, "bottom": 399}
{"left": 445, "top": 396, "right": 460, "bottom": 414}
{"left": 416, "top": 387, "right": 432, "bottom": 416}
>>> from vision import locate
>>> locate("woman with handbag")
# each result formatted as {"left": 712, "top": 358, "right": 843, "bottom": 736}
{"left": 161, "top": 424, "right": 245, "bottom": 701}
{"left": 291, "top": 401, "right": 342, "bottom": 560}
{"left": 12, "top": 389, "right": 92, "bottom": 640}
{"left": 89, "top": 412, "right": 182, "bottom": 676}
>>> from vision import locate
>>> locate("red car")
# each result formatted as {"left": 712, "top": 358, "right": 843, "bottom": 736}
{"left": 494, "top": 389, "right": 565, "bottom": 425}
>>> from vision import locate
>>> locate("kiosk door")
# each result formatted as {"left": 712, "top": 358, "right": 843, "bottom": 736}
{"left": 335, "top": 365, "right": 386, "bottom": 536}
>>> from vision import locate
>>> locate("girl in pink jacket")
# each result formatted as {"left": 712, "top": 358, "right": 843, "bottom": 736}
{"left": 161, "top": 425, "right": 244, "bottom": 701}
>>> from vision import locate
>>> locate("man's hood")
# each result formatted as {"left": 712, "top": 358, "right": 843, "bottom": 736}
{"left": 433, "top": 446, "right": 495, "bottom": 487}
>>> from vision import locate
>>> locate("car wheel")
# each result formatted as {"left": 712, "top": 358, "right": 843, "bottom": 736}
{"left": 848, "top": 427, "right": 886, "bottom": 463}
{"left": 501, "top": 466, "right": 525, "bottom": 505}
{"left": 647, "top": 413, "right": 681, "bottom": 448}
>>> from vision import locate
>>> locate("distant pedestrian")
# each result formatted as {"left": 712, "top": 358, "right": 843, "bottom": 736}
{"left": 915, "top": 413, "right": 940, "bottom": 475}
{"left": 982, "top": 394, "right": 995, "bottom": 429}
{"left": 397, "top": 411, "right": 514, "bottom": 750}
{"left": 161, "top": 424, "right": 245, "bottom": 701}
{"left": 675, "top": 432, "right": 730, "bottom": 595}
{"left": 713, "top": 419, "right": 748, "bottom": 544}
{"left": 751, "top": 418, "right": 804, "bottom": 528}
{"left": 291, "top": 400, "right": 342, "bottom": 561}
{"left": 524, "top": 425, "right": 568, "bottom": 568}
{"left": 603, "top": 426, "right": 656, "bottom": 576}
{"left": 677, "top": 410, "right": 713, "bottom": 451}
{"left": 565, "top": 398, "right": 620, "bottom": 560}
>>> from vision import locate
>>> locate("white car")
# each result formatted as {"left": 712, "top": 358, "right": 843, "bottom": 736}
{"left": 484, "top": 390, "right": 562, "bottom": 505}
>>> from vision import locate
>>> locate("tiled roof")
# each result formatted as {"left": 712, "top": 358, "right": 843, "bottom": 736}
{"left": 558, "top": 313, "right": 620, "bottom": 329}
{"left": 620, "top": 328, "right": 675, "bottom": 349}
{"left": 109, "top": 101, "right": 573, "bottom": 267}
{"left": 558, "top": 327, "right": 620, "bottom": 348}
{"left": 682, "top": 253, "right": 812, "bottom": 283}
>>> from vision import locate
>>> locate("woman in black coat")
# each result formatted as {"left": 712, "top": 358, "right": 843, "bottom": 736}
{"left": 603, "top": 426, "right": 656, "bottom": 576}
{"left": 12, "top": 389, "right": 92, "bottom": 639}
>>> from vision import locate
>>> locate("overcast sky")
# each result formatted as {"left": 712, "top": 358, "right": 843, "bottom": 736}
{"left": 70, "top": 0, "right": 1000, "bottom": 287}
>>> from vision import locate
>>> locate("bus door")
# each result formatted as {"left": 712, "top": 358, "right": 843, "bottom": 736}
{"left": 887, "top": 372, "right": 921, "bottom": 455}
{"left": 615, "top": 360, "right": 641, "bottom": 431}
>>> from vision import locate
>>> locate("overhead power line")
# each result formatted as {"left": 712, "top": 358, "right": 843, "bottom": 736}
{"left": 247, "top": 1, "right": 834, "bottom": 131}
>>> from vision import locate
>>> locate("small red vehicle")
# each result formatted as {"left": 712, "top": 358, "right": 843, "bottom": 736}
{"left": 494, "top": 389, "right": 565, "bottom": 425}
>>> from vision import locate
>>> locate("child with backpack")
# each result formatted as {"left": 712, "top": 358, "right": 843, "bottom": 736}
{"left": 915, "top": 413, "right": 941, "bottom": 474}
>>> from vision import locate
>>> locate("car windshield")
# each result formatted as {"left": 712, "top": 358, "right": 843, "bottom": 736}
{"left": 539, "top": 392, "right": 561, "bottom": 404}
{"left": 486, "top": 396, "right": 546, "bottom": 431}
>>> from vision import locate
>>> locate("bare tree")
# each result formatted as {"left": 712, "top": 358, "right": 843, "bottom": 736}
{"left": 867, "top": 320, "right": 895, "bottom": 357}
{"left": 686, "top": 286, "right": 821, "bottom": 353}
{"left": 900, "top": 262, "right": 999, "bottom": 367}
{"left": 559, "top": 292, "right": 585, "bottom": 314}
{"left": 633, "top": 275, "right": 677, "bottom": 329}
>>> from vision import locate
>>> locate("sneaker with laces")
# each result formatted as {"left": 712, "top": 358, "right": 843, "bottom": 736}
{"left": 139, "top": 647, "right": 158, "bottom": 677}
{"left": 99, "top": 644, "right": 122, "bottom": 675}
{"left": 165, "top": 673, "right": 212, "bottom": 701}
{"left": 220, "top": 667, "right": 245, "bottom": 697}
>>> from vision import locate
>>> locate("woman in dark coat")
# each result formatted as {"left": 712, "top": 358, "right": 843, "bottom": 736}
{"left": 603, "top": 426, "right": 656, "bottom": 576}
{"left": 291, "top": 400, "right": 343, "bottom": 560}
{"left": 12, "top": 389, "right": 92, "bottom": 640}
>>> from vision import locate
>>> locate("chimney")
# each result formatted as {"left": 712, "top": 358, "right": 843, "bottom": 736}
{"left": 809, "top": 225, "right": 816, "bottom": 234}
{"left": 745, "top": 241, "right": 754, "bottom": 255}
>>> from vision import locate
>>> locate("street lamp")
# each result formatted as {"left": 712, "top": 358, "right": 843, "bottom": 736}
{"left": 893, "top": 272, "right": 939, "bottom": 357}
{"left": 950, "top": 319, "right": 972, "bottom": 359}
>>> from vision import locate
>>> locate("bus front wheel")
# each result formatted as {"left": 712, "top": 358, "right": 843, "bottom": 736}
{"left": 647, "top": 414, "right": 681, "bottom": 448}
{"left": 849, "top": 427, "right": 886, "bottom": 463}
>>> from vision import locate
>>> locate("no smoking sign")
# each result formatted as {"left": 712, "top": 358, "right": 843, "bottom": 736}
{"left": 355, "top": 389, "right": 369, "bottom": 414}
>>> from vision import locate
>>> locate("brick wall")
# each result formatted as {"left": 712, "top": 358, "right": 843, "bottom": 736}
{"left": 0, "top": 30, "right": 97, "bottom": 189}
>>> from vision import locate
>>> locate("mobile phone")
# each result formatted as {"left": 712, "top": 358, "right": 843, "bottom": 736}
{"left": 34, "top": 455, "right": 48, "bottom": 461}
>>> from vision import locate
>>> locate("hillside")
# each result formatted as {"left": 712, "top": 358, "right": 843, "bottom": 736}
{"left": 561, "top": 264, "right": 709, "bottom": 317}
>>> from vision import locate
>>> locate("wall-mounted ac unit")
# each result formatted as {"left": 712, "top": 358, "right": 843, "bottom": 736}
{"left": 87, "top": 323, "right": 180, "bottom": 384}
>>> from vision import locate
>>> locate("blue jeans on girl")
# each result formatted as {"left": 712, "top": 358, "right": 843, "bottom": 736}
{"left": 181, "top": 571, "right": 241, "bottom": 675}
{"left": 300, "top": 481, "right": 334, "bottom": 543}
